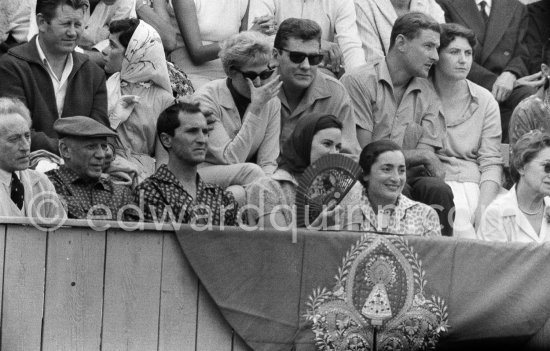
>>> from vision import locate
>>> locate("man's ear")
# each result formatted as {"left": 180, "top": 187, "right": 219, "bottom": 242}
{"left": 394, "top": 34, "right": 408, "bottom": 53}
{"left": 541, "top": 63, "right": 550, "bottom": 77}
{"left": 58, "top": 140, "right": 70, "bottom": 159}
{"left": 159, "top": 132, "right": 172, "bottom": 150}
{"left": 36, "top": 13, "right": 48, "bottom": 33}
{"left": 272, "top": 47, "right": 280, "bottom": 60}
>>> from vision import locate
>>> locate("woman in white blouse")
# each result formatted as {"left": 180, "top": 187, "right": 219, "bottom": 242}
{"left": 479, "top": 130, "right": 550, "bottom": 242}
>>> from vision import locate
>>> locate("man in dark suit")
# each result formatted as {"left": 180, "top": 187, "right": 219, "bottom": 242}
{"left": 437, "top": 0, "right": 541, "bottom": 142}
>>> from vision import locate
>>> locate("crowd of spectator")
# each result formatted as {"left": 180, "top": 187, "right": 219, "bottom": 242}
{"left": 0, "top": 0, "right": 550, "bottom": 242}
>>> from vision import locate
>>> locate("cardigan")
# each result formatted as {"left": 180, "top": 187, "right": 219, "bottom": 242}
{"left": 0, "top": 36, "right": 108, "bottom": 154}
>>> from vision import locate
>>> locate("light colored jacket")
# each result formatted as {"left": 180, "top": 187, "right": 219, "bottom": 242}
{"left": 478, "top": 186, "right": 550, "bottom": 242}
{"left": 0, "top": 169, "right": 66, "bottom": 220}
{"left": 195, "top": 79, "right": 281, "bottom": 175}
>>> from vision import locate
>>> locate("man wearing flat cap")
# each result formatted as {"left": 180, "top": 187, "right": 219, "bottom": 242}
{"left": 46, "top": 116, "right": 135, "bottom": 220}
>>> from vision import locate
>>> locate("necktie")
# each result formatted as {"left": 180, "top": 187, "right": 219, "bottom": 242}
{"left": 479, "top": 1, "right": 489, "bottom": 25}
{"left": 10, "top": 172, "right": 24, "bottom": 210}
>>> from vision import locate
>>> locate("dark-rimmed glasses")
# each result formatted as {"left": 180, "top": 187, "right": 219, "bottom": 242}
{"left": 235, "top": 67, "right": 275, "bottom": 81}
{"left": 277, "top": 48, "right": 324, "bottom": 65}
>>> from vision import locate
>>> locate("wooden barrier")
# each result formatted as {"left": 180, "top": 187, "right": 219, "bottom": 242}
{"left": 0, "top": 220, "right": 248, "bottom": 351}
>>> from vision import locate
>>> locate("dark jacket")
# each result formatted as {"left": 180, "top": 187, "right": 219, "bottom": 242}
{"left": 437, "top": 0, "right": 530, "bottom": 90}
{"left": 0, "top": 36, "right": 108, "bottom": 153}
{"left": 526, "top": 0, "right": 550, "bottom": 73}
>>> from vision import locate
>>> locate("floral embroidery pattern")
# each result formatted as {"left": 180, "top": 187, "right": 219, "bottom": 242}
{"left": 304, "top": 235, "right": 449, "bottom": 350}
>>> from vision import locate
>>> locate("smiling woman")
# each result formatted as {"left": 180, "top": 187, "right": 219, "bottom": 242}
{"left": 341, "top": 140, "right": 441, "bottom": 236}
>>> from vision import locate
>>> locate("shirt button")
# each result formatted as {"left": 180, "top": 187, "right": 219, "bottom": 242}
{"left": 503, "top": 51, "right": 510, "bottom": 56}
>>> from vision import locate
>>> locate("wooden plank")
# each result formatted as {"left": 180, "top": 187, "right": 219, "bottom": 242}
{"left": 196, "top": 283, "right": 233, "bottom": 350}
{"left": 158, "top": 233, "right": 198, "bottom": 351}
{"left": 1, "top": 224, "right": 47, "bottom": 351}
{"left": 101, "top": 229, "right": 164, "bottom": 351}
{"left": 0, "top": 224, "right": 6, "bottom": 332}
{"left": 232, "top": 330, "right": 253, "bottom": 351}
{"left": 41, "top": 227, "right": 106, "bottom": 351}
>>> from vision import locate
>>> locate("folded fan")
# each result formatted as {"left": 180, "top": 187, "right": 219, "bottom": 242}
{"left": 295, "top": 154, "right": 362, "bottom": 227}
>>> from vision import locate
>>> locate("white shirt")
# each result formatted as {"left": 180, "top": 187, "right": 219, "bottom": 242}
{"left": 36, "top": 38, "right": 74, "bottom": 117}
{"left": 0, "top": 168, "right": 26, "bottom": 216}
{"left": 475, "top": 0, "right": 492, "bottom": 16}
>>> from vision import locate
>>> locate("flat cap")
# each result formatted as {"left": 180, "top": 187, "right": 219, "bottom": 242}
{"left": 54, "top": 116, "right": 118, "bottom": 138}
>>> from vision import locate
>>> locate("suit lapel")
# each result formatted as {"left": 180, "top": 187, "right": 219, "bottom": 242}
{"left": 451, "top": 0, "right": 487, "bottom": 44}
{"left": 481, "top": 0, "right": 516, "bottom": 63}
{"left": 373, "top": 0, "right": 397, "bottom": 25}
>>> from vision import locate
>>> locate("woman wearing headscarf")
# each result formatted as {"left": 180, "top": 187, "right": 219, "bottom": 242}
{"left": 103, "top": 18, "right": 175, "bottom": 183}
{"left": 247, "top": 112, "right": 359, "bottom": 228}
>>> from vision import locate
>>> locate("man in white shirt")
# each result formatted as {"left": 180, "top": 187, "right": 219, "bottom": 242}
{"left": 0, "top": 97, "right": 65, "bottom": 220}
{"left": 0, "top": 0, "right": 108, "bottom": 154}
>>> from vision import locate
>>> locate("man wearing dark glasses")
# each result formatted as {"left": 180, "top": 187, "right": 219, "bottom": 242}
{"left": 341, "top": 12, "right": 454, "bottom": 236}
{"left": 273, "top": 18, "right": 361, "bottom": 158}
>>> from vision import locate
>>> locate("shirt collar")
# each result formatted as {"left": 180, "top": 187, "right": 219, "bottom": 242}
{"left": 278, "top": 72, "right": 332, "bottom": 110}
{"left": 57, "top": 166, "right": 111, "bottom": 190}
{"left": 0, "top": 168, "right": 14, "bottom": 186}
{"left": 36, "top": 36, "right": 74, "bottom": 80}
{"left": 378, "top": 60, "right": 424, "bottom": 93}
{"left": 475, "top": 0, "right": 491, "bottom": 10}
{"left": 153, "top": 164, "right": 217, "bottom": 192}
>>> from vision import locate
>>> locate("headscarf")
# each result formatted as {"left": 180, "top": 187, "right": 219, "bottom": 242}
{"left": 106, "top": 20, "right": 172, "bottom": 115}
{"left": 278, "top": 113, "right": 342, "bottom": 176}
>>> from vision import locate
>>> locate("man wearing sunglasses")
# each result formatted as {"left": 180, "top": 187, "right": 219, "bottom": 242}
{"left": 341, "top": 12, "right": 454, "bottom": 236}
{"left": 273, "top": 18, "right": 361, "bottom": 158}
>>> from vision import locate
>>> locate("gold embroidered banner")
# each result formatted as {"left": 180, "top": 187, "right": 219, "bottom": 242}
{"left": 176, "top": 228, "right": 550, "bottom": 351}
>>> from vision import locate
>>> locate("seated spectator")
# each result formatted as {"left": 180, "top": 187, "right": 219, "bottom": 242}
{"left": 432, "top": 23, "right": 503, "bottom": 239}
{"left": 248, "top": 0, "right": 365, "bottom": 76}
{"left": 509, "top": 39, "right": 550, "bottom": 147}
{"left": 341, "top": 12, "right": 454, "bottom": 236}
{"left": 354, "top": 0, "right": 445, "bottom": 65}
{"left": 46, "top": 116, "right": 135, "bottom": 220}
{"left": 0, "top": 0, "right": 108, "bottom": 155}
{"left": 103, "top": 18, "right": 174, "bottom": 182}
{"left": 0, "top": 0, "right": 34, "bottom": 54}
{"left": 437, "top": 0, "right": 542, "bottom": 142}
{"left": 273, "top": 18, "right": 361, "bottom": 157}
{"left": 479, "top": 130, "right": 550, "bottom": 242}
{"left": 194, "top": 31, "right": 280, "bottom": 189}
{"left": 342, "top": 140, "right": 441, "bottom": 236}
{"left": 247, "top": 112, "right": 359, "bottom": 228}
{"left": 525, "top": 0, "right": 550, "bottom": 74}
{"left": 27, "top": 0, "right": 137, "bottom": 66}
{"left": 0, "top": 97, "right": 65, "bottom": 219}
{"left": 138, "top": 0, "right": 249, "bottom": 88}
{"left": 134, "top": 101, "right": 240, "bottom": 225}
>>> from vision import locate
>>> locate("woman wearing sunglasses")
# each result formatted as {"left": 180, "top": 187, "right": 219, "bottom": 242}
{"left": 194, "top": 31, "right": 282, "bottom": 194}
{"left": 479, "top": 130, "right": 550, "bottom": 242}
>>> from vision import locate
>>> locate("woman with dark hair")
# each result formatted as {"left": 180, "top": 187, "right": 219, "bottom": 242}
{"left": 342, "top": 140, "right": 441, "bottom": 236}
{"left": 247, "top": 112, "right": 356, "bottom": 228}
{"left": 479, "top": 130, "right": 550, "bottom": 242}
{"left": 509, "top": 39, "right": 550, "bottom": 146}
{"left": 102, "top": 18, "right": 175, "bottom": 183}
{"left": 432, "top": 23, "right": 503, "bottom": 239}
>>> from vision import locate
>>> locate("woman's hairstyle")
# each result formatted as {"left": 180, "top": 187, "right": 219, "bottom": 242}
{"left": 438, "top": 23, "right": 477, "bottom": 52}
{"left": 157, "top": 100, "right": 203, "bottom": 150}
{"left": 278, "top": 113, "right": 342, "bottom": 175}
{"left": 0, "top": 97, "right": 31, "bottom": 126}
{"left": 109, "top": 18, "right": 140, "bottom": 48}
{"left": 389, "top": 12, "right": 440, "bottom": 50}
{"left": 219, "top": 31, "right": 272, "bottom": 76}
{"left": 358, "top": 140, "right": 403, "bottom": 187}
{"left": 36, "top": 0, "right": 89, "bottom": 22}
{"left": 511, "top": 130, "right": 550, "bottom": 183}
{"left": 274, "top": 18, "right": 322, "bottom": 50}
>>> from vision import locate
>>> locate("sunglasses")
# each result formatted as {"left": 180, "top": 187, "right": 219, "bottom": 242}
{"left": 236, "top": 67, "right": 275, "bottom": 81}
{"left": 277, "top": 48, "right": 324, "bottom": 65}
{"left": 536, "top": 161, "right": 550, "bottom": 173}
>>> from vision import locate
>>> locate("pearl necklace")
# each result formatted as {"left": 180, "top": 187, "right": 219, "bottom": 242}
{"left": 518, "top": 203, "right": 544, "bottom": 216}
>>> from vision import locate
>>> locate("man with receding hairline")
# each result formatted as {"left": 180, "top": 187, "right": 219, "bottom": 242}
{"left": 0, "top": 97, "right": 65, "bottom": 219}
{"left": 0, "top": 0, "right": 107, "bottom": 154}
